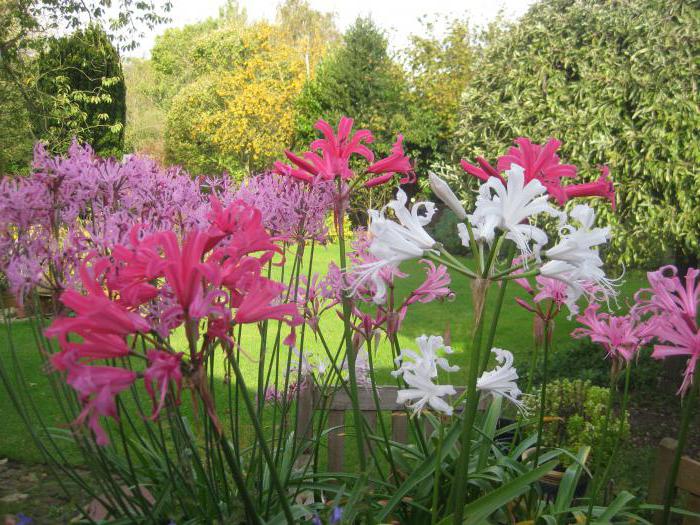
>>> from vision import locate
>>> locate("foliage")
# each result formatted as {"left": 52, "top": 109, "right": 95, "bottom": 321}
{"left": 123, "top": 58, "right": 166, "bottom": 160}
{"left": 155, "top": 2, "right": 337, "bottom": 175}
{"left": 402, "top": 15, "right": 474, "bottom": 166}
{"left": 294, "top": 17, "right": 407, "bottom": 154}
{"left": 34, "top": 24, "right": 126, "bottom": 156}
{"left": 522, "top": 378, "right": 630, "bottom": 466}
{"left": 530, "top": 342, "right": 665, "bottom": 391}
{"left": 456, "top": 0, "right": 700, "bottom": 268}
{"left": 164, "top": 23, "right": 307, "bottom": 175}
{"left": 0, "top": 0, "right": 169, "bottom": 169}
{"left": 428, "top": 209, "right": 469, "bottom": 255}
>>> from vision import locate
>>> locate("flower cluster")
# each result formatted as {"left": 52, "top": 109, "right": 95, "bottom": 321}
{"left": 461, "top": 137, "right": 615, "bottom": 208}
{"left": 274, "top": 117, "right": 414, "bottom": 188}
{"left": 234, "top": 171, "right": 335, "bottom": 243}
{"left": 633, "top": 266, "right": 699, "bottom": 395}
{"left": 46, "top": 197, "right": 300, "bottom": 444}
{"left": 0, "top": 141, "right": 227, "bottom": 303}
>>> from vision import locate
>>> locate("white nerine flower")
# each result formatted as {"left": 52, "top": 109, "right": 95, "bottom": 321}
{"left": 465, "top": 164, "right": 564, "bottom": 257}
{"left": 477, "top": 348, "right": 525, "bottom": 410}
{"left": 428, "top": 171, "right": 467, "bottom": 220}
{"left": 352, "top": 188, "right": 438, "bottom": 303}
{"left": 396, "top": 371, "right": 456, "bottom": 416}
{"left": 541, "top": 204, "right": 617, "bottom": 304}
{"left": 392, "top": 335, "right": 459, "bottom": 379}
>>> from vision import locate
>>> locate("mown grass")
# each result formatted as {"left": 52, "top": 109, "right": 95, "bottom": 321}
{"left": 0, "top": 241, "right": 647, "bottom": 463}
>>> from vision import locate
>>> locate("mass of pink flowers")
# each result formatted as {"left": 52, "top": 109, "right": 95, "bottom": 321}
{"left": 3, "top": 115, "right": 698, "bottom": 455}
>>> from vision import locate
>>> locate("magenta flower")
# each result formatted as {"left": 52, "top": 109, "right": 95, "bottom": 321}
{"left": 365, "top": 134, "right": 415, "bottom": 187}
{"left": 144, "top": 350, "right": 183, "bottom": 420}
{"left": 66, "top": 364, "right": 137, "bottom": 445}
{"left": 496, "top": 138, "right": 577, "bottom": 203}
{"left": 635, "top": 265, "right": 699, "bottom": 395}
{"left": 234, "top": 277, "right": 300, "bottom": 325}
{"left": 461, "top": 137, "right": 615, "bottom": 208}
{"left": 572, "top": 304, "right": 649, "bottom": 363}
{"left": 274, "top": 117, "right": 374, "bottom": 182}
{"left": 45, "top": 260, "right": 150, "bottom": 342}
{"left": 562, "top": 166, "right": 616, "bottom": 209}
{"left": 460, "top": 156, "right": 504, "bottom": 184}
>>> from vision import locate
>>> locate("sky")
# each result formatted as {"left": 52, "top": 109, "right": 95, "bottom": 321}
{"left": 128, "top": 0, "right": 535, "bottom": 58}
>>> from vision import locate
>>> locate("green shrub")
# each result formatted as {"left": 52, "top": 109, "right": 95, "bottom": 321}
{"left": 527, "top": 341, "right": 664, "bottom": 394}
{"left": 521, "top": 378, "right": 629, "bottom": 467}
{"left": 428, "top": 209, "right": 469, "bottom": 256}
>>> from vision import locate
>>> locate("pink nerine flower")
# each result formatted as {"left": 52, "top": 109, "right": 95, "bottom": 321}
{"left": 635, "top": 266, "right": 700, "bottom": 395}
{"left": 66, "top": 364, "right": 137, "bottom": 445}
{"left": 274, "top": 117, "right": 374, "bottom": 182}
{"left": 572, "top": 304, "right": 649, "bottom": 363}
{"left": 562, "top": 166, "right": 615, "bottom": 210}
{"left": 405, "top": 260, "right": 452, "bottom": 306}
{"left": 144, "top": 350, "right": 183, "bottom": 419}
{"left": 461, "top": 138, "right": 615, "bottom": 208}
{"left": 496, "top": 138, "right": 577, "bottom": 204}
{"left": 365, "top": 134, "right": 415, "bottom": 187}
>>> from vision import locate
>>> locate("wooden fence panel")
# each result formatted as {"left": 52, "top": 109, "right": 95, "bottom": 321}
{"left": 648, "top": 437, "right": 700, "bottom": 525}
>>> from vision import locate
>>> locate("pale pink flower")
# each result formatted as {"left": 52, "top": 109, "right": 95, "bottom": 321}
{"left": 405, "top": 260, "right": 452, "bottom": 305}
{"left": 572, "top": 304, "right": 649, "bottom": 363}
{"left": 635, "top": 266, "right": 700, "bottom": 395}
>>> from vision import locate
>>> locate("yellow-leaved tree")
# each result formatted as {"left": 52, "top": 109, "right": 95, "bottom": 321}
{"left": 199, "top": 23, "right": 306, "bottom": 173}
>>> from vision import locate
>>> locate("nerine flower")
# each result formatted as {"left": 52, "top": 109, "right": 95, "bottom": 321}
{"left": 477, "top": 348, "right": 524, "bottom": 410}
{"left": 634, "top": 266, "right": 699, "bottom": 395}
{"left": 365, "top": 134, "right": 414, "bottom": 187}
{"left": 351, "top": 189, "right": 437, "bottom": 303}
{"left": 461, "top": 137, "right": 615, "bottom": 208}
{"left": 395, "top": 335, "right": 459, "bottom": 416}
{"left": 396, "top": 372, "right": 457, "bottom": 416}
{"left": 393, "top": 335, "right": 459, "bottom": 379}
{"left": 144, "top": 350, "right": 183, "bottom": 420}
{"left": 540, "top": 204, "right": 616, "bottom": 302}
{"left": 66, "top": 364, "right": 137, "bottom": 446}
{"left": 572, "top": 304, "right": 648, "bottom": 363}
{"left": 428, "top": 171, "right": 467, "bottom": 220}
{"left": 466, "top": 164, "right": 563, "bottom": 256}
{"left": 274, "top": 117, "right": 374, "bottom": 183}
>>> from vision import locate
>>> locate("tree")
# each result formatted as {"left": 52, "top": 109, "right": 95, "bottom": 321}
{"left": 124, "top": 58, "right": 166, "bottom": 160}
{"left": 294, "top": 17, "right": 407, "bottom": 154}
{"left": 35, "top": 24, "right": 126, "bottom": 156}
{"left": 456, "top": 0, "right": 699, "bottom": 269}
{"left": 275, "top": 0, "right": 339, "bottom": 78}
{"left": 0, "top": 0, "right": 169, "bottom": 168}
{"left": 402, "top": 16, "right": 474, "bottom": 166}
{"left": 164, "top": 23, "right": 307, "bottom": 175}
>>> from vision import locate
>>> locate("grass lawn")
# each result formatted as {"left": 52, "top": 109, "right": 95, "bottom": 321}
{"left": 0, "top": 242, "right": 648, "bottom": 465}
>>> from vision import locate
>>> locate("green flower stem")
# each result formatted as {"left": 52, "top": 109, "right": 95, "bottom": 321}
{"left": 336, "top": 183, "right": 368, "bottom": 476}
{"left": 479, "top": 245, "right": 515, "bottom": 375}
{"left": 426, "top": 252, "right": 477, "bottom": 279}
{"left": 227, "top": 350, "right": 296, "bottom": 524}
{"left": 584, "top": 365, "right": 618, "bottom": 509}
{"left": 450, "top": 279, "right": 490, "bottom": 523}
{"left": 532, "top": 320, "right": 552, "bottom": 468}
{"left": 461, "top": 219, "right": 481, "bottom": 274}
{"left": 662, "top": 379, "right": 698, "bottom": 525}
{"left": 587, "top": 363, "right": 632, "bottom": 521}
{"left": 431, "top": 422, "right": 446, "bottom": 525}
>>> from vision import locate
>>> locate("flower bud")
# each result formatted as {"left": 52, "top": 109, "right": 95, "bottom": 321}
{"left": 428, "top": 172, "right": 467, "bottom": 220}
